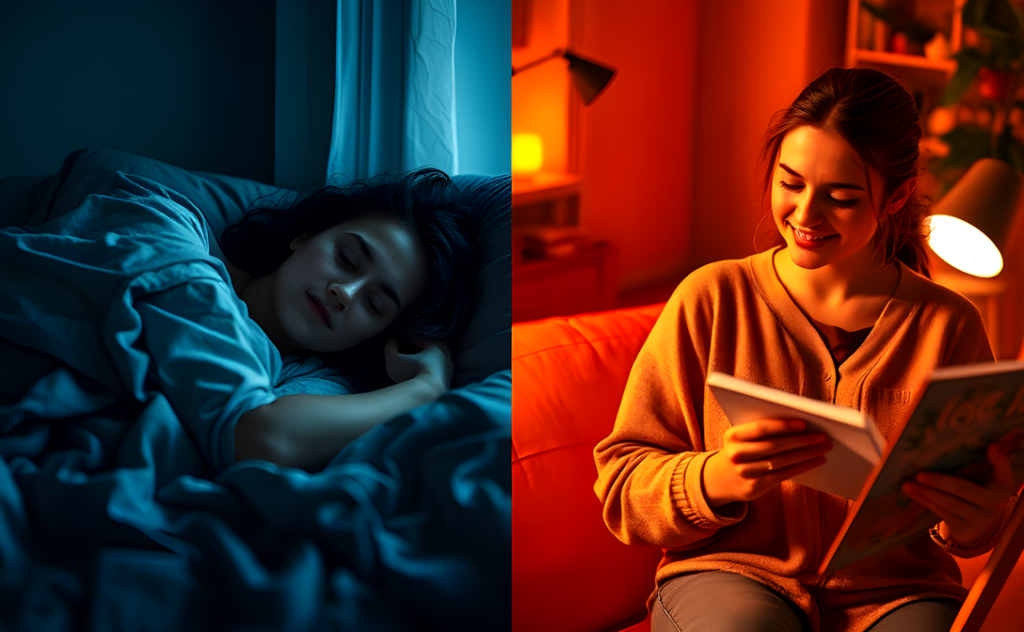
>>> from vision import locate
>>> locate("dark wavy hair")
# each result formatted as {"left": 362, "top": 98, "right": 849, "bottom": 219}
{"left": 220, "top": 168, "right": 481, "bottom": 343}
{"left": 758, "top": 67, "right": 932, "bottom": 277}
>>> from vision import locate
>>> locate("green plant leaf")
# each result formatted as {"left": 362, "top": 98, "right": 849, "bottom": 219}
{"left": 971, "top": 0, "right": 1024, "bottom": 59}
{"left": 940, "top": 124, "right": 994, "bottom": 169}
{"left": 941, "top": 49, "right": 988, "bottom": 106}
{"left": 963, "top": 0, "right": 987, "bottom": 30}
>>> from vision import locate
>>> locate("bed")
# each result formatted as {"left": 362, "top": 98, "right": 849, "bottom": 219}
{"left": 0, "top": 148, "right": 511, "bottom": 631}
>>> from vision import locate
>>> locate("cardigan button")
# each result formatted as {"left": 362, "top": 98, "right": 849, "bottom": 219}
{"left": 824, "top": 373, "right": 832, "bottom": 382}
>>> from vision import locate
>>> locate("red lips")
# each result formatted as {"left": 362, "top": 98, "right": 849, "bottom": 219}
{"left": 306, "top": 292, "right": 332, "bottom": 329}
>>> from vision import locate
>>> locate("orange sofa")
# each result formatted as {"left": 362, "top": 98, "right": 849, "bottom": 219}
{"left": 512, "top": 302, "right": 1024, "bottom": 632}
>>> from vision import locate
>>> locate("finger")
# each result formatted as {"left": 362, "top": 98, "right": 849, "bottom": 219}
{"left": 728, "top": 420, "right": 808, "bottom": 442}
{"left": 740, "top": 454, "right": 829, "bottom": 482}
{"left": 913, "top": 471, "right": 991, "bottom": 505}
{"left": 737, "top": 440, "right": 833, "bottom": 476}
{"left": 988, "top": 443, "right": 1018, "bottom": 492}
{"left": 902, "top": 481, "right": 989, "bottom": 525}
{"left": 727, "top": 433, "right": 829, "bottom": 463}
{"left": 901, "top": 488, "right": 959, "bottom": 531}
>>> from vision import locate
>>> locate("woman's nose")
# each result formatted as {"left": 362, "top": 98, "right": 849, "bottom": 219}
{"left": 329, "top": 281, "right": 360, "bottom": 311}
{"left": 792, "top": 194, "right": 822, "bottom": 227}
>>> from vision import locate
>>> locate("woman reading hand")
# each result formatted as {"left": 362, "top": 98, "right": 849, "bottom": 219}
{"left": 702, "top": 420, "right": 833, "bottom": 507}
{"left": 903, "top": 443, "right": 1018, "bottom": 550}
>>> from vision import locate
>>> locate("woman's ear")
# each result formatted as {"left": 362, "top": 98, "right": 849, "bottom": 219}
{"left": 887, "top": 178, "right": 917, "bottom": 216}
{"left": 289, "top": 233, "right": 309, "bottom": 251}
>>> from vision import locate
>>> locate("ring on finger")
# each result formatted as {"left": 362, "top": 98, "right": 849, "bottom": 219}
{"left": 765, "top": 460, "right": 774, "bottom": 474}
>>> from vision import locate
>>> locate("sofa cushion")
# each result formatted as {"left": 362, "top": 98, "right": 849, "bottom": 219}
{"left": 512, "top": 303, "right": 666, "bottom": 632}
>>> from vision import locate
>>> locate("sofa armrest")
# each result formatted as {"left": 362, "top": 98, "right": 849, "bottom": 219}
{"left": 512, "top": 304, "right": 666, "bottom": 632}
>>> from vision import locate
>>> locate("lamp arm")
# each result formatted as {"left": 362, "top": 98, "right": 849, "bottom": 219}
{"left": 511, "top": 48, "right": 567, "bottom": 76}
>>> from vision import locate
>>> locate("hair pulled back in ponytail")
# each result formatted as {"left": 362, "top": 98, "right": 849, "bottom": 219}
{"left": 758, "top": 67, "right": 932, "bottom": 277}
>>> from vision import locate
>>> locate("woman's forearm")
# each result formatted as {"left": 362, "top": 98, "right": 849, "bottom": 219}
{"left": 235, "top": 376, "right": 439, "bottom": 470}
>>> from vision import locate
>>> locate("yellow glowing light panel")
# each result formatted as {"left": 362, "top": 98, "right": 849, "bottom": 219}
{"left": 927, "top": 215, "right": 1004, "bottom": 278}
{"left": 512, "top": 134, "right": 543, "bottom": 174}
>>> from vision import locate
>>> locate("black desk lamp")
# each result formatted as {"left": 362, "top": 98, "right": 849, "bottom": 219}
{"left": 512, "top": 48, "right": 616, "bottom": 106}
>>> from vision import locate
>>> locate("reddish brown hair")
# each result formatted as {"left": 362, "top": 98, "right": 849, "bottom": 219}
{"left": 758, "top": 67, "right": 931, "bottom": 277}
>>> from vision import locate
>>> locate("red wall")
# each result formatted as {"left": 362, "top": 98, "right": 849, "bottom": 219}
{"left": 571, "top": 0, "right": 700, "bottom": 293}
{"left": 571, "top": 0, "right": 846, "bottom": 294}
{"left": 688, "top": 1, "right": 846, "bottom": 272}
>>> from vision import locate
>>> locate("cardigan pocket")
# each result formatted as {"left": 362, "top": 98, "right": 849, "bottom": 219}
{"left": 866, "top": 385, "right": 914, "bottom": 441}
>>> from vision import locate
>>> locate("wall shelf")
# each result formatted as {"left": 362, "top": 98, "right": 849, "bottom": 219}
{"left": 512, "top": 172, "right": 581, "bottom": 207}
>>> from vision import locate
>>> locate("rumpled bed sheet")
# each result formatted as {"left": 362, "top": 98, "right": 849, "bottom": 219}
{"left": 0, "top": 173, "right": 511, "bottom": 630}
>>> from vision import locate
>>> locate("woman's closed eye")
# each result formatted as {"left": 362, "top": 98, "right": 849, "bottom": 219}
{"left": 337, "top": 248, "right": 356, "bottom": 268}
{"left": 368, "top": 295, "right": 384, "bottom": 317}
{"left": 779, "top": 181, "right": 859, "bottom": 208}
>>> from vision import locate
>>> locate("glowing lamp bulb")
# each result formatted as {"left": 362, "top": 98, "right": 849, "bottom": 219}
{"left": 927, "top": 214, "right": 1004, "bottom": 278}
{"left": 512, "top": 134, "right": 543, "bottom": 174}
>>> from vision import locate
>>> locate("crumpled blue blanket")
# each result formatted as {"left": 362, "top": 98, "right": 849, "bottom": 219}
{"left": 0, "top": 173, "right": 511, "bottom": 630}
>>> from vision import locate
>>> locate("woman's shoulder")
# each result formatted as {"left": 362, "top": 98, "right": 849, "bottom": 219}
{"left": 666, "top": 252, "right": 768, "bottom": 307}
{"left": 660, "top": 254, "right": 765, "bottom": 325}
{"left": 672, "top": 255, "right": 759, "bottom": 294}
{"left": 902, "top": 265, "right": 985, "bottom": 321}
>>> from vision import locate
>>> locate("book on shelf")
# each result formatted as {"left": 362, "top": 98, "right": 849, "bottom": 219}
{"left": 707, "top": 362, "right": 1024, "bottom": 575}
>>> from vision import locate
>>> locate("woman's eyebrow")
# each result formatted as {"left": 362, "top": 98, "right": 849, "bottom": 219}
{"left": 779, "top": 163, "right": 864, "bottom": 190}
{"left": 351, "top": 233, "right": 402, "bottom": 310}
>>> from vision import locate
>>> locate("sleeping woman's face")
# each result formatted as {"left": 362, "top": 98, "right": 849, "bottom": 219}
{"left": 269, "top": 216, "right": 428, "bottom": 354}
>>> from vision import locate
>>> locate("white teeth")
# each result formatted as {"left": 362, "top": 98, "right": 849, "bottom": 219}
{"left": 795, "top": 228, "right": 829, "bottom": 241}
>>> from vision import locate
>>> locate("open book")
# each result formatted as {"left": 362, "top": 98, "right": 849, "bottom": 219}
{"left": 708, "top": 372, "right": 885, "bottom": 499}
{"left": 707, "top": 362, "right": 1024, "bottom": 575}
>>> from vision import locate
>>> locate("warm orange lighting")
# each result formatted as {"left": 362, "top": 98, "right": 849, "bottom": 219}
{"left": 512, "top": 134, "right": 544, "bottom": 174}
{"left": 927, "top": 215, "right": 1004, "bottom": 278}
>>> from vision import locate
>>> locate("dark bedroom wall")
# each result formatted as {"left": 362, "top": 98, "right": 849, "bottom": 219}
{"left": 274, "top": 0, "right": 336, "bottom": 191}
{"left": 455, "top": 0, "right": 511, "bottom": 176}
{"left": 0, "top": 0, "right": 277, "bottom": 182}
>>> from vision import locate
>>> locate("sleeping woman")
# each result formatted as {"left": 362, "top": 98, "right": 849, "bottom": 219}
{"left": 0, "top": 166, "right": 480, "bottom": 473}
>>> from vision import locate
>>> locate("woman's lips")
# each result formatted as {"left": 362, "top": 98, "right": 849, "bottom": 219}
{"left": 791, "top": 224, "right": 836, "bottom": 249}
{"left": 306, "top": 292, "right": 332, "bottom": 329}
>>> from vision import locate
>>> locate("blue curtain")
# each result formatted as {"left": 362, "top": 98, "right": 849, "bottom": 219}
{"left": 328, "top": 0, "right": 458, "bottom": 182}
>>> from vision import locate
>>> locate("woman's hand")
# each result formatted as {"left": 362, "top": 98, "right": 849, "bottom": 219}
{"left": 384, "top": 338, "right": 454, "bottom": 398}
{"left": 902, "top": 443, "right": 1018, "bottom": 549}
{"left": 702, "top": 420, "right": 833, "bottom": 507}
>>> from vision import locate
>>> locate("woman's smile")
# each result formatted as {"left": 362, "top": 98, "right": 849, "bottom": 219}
{"left": 790, "top": 224, "right": 837, "bottom": 248}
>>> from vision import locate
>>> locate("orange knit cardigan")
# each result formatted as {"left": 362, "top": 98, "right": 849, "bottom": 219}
{"left": 594, "top": 247, "right": 1003, "bottom": 632}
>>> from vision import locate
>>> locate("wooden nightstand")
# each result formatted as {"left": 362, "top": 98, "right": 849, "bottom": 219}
{"left": 511, "top": 172, "right": 618, "bottom": 322}
{"left": 512, "top": 242, "right": 617, "bottom": 323}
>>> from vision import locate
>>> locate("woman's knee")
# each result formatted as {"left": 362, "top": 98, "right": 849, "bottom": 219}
{"left": 867, "top": 599, "right": 959, "bottom": 632}
{"left": 652, "top": 572, "right": 805, "bottom": 632}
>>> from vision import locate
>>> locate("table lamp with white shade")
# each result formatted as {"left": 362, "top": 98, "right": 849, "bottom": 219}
{"left": 927, "top": 158, "right": 1023, "bottom": 278}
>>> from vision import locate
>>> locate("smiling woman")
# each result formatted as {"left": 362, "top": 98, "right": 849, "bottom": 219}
{"left": 595, "top": 68, "right": 1016, "bottom": 632}
{"left": 220, "top": 168, "right": 482, "bottom": 469}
